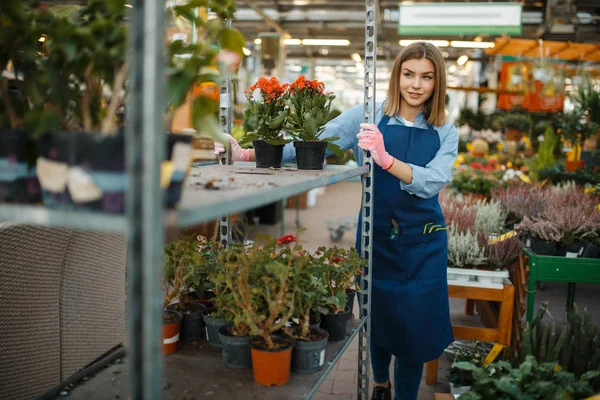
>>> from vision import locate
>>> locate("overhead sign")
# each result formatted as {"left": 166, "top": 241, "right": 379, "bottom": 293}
{"left": 398, "top": 3, "right": 522, "bottom": 36}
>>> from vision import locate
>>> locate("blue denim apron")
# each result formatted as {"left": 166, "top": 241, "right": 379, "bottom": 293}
{"left": 357, "top": 115, "right": 453, "bottom": 364}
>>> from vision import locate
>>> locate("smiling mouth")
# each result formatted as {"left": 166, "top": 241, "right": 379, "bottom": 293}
{"left": 408, "top": 92, "right": 422, "bottom": 97}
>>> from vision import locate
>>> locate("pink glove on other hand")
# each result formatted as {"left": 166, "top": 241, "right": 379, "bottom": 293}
{"left": 356, "top": 123, "right": 394, "bottom": 170}
{"left": 213, "top": 134, "right": 251, "bottom": 162}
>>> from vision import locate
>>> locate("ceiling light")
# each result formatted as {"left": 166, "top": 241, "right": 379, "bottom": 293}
{"left": 284, "top": 39, "right": 302, "bottom": 45}
{"left": 448, "top": 65, "right": 457, "bottom": 73}
{"left": 124, "top": 3, "right": 133, "bottom": 8}
{"left": 457, "top": 55, "right": 469, "bottom": 66}
{"left": 351, "top": 53, "right": 362, "bottom": 63}
{"left": 242, "top": 47, "right": 251, "bottom": 56}
{"left": 451, "top": 41, "right": 495, "bottom": 49}
{"left": 399, "top": 40, "right": 449, "bottom": 47}
{"left": 301, "top": 39, "right": 350, "bottom": 46}
{"left": 254, "top": 38, "right": 262, "bottom": 45}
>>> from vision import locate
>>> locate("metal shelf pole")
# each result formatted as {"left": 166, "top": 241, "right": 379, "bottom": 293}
{"left": 218, "top": 20, "right": 233, "bottom": 247}
{"left": 125, "top": 0, "right": 165, "bottom": 398}
{"left": 358, "top": 1, "right": 377, "bottom": 399}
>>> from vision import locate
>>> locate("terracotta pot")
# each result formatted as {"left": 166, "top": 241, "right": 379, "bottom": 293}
{"left": 250, "top": 336, "right": 294, "bottom": 386}
{"left": 505, "top": 128, "right": 524, "bottom": 142}
{"left": 565, "top": 160, "right": 585, "bottom": 172}
{"left": 163, "top": 310, "right": 183, "bottom": 355}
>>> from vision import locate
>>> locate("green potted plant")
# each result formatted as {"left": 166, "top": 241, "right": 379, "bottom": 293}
{"left": 207, "top": 241, "right": 254, "bottom": 368}
{"left": 162, "top": 235, "right": 207, "bottom": 349}
{"left": 239, "top": 76, "right": 290, "bottom": 168}
{"left": 284, "top": 75, "right": 342, "bottom": 170}
{"left": 502, "top": 113, "right": 532, "bottom": 142}
{"left": 314, "top": 246, "right": 363, "bottom": 342}
{"left": 224, "top": 236, "right": 296, "bottom": 386}
{"left": 0, "top": 1, "right": 44, "bottom": 203}
{"left": 447, "top": 340, "right": 486, "bottom": 396}
{"left": 279, "top": 240, "right": 330, "bottom": 374}
{"left": 557, "top": 110, "right": 599, "bottom": 172}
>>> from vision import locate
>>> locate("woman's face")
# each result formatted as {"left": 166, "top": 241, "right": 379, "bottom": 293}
{"left": 399, "top": 57, "right": 436, "bottom": 109}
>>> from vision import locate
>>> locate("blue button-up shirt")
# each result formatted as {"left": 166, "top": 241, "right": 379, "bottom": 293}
{"left": 282, "top": 101, "right": 458, "bottom": 199}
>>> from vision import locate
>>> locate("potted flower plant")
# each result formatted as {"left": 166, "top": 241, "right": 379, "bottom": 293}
{"left": 557, "top": 110, "right": 599, "bottom": 172}
{"left": 314, "top": 246, "right": 363, "bottom": 342}
{"left": 516, "top": 217, "right": 561, "bottom": 256}
{"left": 239, "top": 76, "right": 290, "bottom": 168}
{"left": 284, "top": 75, "right": 342, "bottom": 170}
{"left": 162, "top": 235, "right": 206, "bottom": 350}
{"left": 447, "top": 224, "right": 487, "bottom": 282}
{"left": 225, "top": 236, "right": 296, "bottom": 386}
{"left": 503, "top": 113, "right": 532, "bottom": 142}
{"left": 276, "top": 239, "right": 330, "bottom": 374}
{"left": 207, "top": 240, "right": 254, "bottom": 368}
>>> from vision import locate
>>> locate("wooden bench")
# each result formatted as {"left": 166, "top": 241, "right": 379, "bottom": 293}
{"left": 425, "top": 282, "right": 515, "bottom": 384}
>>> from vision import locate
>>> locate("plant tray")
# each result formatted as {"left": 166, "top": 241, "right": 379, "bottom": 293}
{"left": 447, "top": 267, "right": 509, "bottom": 289}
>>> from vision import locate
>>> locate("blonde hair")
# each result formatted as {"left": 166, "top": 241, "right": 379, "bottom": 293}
{"left": 383, "top": 42, "right": 447, "bottom": 127}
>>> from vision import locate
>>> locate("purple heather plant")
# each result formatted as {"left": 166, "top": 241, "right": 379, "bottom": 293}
{"left": 484, "top": 235, "right": 523, "bottom": 270}
{"left": 516, "top": 217, "right": 562, "bottom": 243}
{"left": 441, "top": 196, "right": 477, "bottom": 233}
{"left": 491, "top": 184, "right": 547, "bottom": 222}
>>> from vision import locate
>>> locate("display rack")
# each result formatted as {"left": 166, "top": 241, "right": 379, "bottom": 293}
{"left": 0, "top": 0, "right": 377, "bottom": 399}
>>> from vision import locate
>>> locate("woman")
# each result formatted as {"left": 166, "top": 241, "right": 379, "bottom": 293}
{"left": 215, "top": 42, "right": 457, "bottom": 400}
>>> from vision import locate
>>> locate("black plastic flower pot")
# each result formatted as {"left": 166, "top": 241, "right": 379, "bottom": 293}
{"left": 320, "top": 308, "right": 351, "bottom": 342}
{"left": 76, "top": 132, "right": 126, "bottom": 212}
{"left": 556, "top": 241, "right": 585, "bottom": 258}
{"left": 581, "top": 241, "right": 600, "bottom": 259}
{"left": 253, "top": 140, "right": 284, "bottom": 168}
{"left": 291, "top": 328, "right": 329, "bottom": 374}
{"left": 346, "top": 289, "right": 356, "bottom": 311}
{"left": 166, "top": 302, "right": 207, "bottom": 344}
{"left": 166, "top": 133, "right": 193, "bottom": 208}
{"left": 531, "top": 238, "right": 557, "bottom": 256}
{"left": 202, "top": 308, "right": 230, "bottom": 347}
{"left": 0, "top": 129, "right": 41, "bottom": 203}
{"left": 293, "top": 141, "right": 327, "bottom": 170}
{"left": 36, "top": 130, "right": 77, "bottom": 208}
{"left": 218, "top": 325, "right": 252, "bottom": 369}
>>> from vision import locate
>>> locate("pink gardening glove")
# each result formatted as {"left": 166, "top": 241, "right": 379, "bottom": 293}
{"left": 213, "top": 134, "right": 251, "bottom": 162}
{"left": 356, "top": 123, "right": 394, "bottom": 170}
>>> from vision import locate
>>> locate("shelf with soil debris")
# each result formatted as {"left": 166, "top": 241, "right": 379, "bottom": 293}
{"left": 64, "top": 318, "right": 365, "bottom": 400}
{"left": 175, "top": 163, "right": 368, "bottom": 228}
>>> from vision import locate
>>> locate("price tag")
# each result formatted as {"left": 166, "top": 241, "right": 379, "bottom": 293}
{"left": 205, "top": 327, "right": 209, "bottom": 341}
{"left": 482, "top": 343, "right": 504, "bottom": 367}
{"left": 488, "top": 231, "right": 517, "bottom": 245}
{"left": 319, "top": 350, "right": 325, "bottom": 366}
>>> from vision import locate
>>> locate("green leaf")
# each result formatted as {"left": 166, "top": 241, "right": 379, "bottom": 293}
{"left": 264, "top": 138, "right": 289, "bottom": 146}
{"left": 167, "top": 68, "right": 196, "bottom": 107}
{"left": 454, "top": 362, "right": 479, "bottom": 371}
{"left": 327, "top": 142, "right": 343, "bottom": 158}
{"left": 219, "top": 27, "right": 245, "bottom": 57}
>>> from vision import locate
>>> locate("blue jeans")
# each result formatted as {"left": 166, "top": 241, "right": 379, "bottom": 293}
{"left": 371, "top": 340, "right": 423, "bottom": 400}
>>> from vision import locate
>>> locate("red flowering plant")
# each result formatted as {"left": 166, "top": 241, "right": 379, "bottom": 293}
{"left": 240, "top": 76, "right": 290, "bottom": 146}
{"left": 284, "top": 75, "right": 343, "bottom": 156}
{"left": 313, "top": 246, "right": 364, "bottom": 314}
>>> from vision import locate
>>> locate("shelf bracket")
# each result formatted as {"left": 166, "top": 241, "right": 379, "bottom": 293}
{"left": 358, "top": 1, "right": 377, "bottom": 399}
{"left": 219, "top": 19, "right": 233, "bottom": 247}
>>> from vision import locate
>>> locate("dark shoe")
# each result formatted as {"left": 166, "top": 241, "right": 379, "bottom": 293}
{"left": 371, "top": 383, "right": 391, "bottom": 400}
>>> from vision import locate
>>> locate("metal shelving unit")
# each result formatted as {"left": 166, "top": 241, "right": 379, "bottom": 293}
{"left": 0, "top": 0, "right": 377, "bottom": 398}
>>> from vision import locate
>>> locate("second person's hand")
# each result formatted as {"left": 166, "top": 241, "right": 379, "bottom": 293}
{"left": 213, "top": 134, "right": 252, "bottom": 162}
{"left": 357, "top": 123, "right": 394, "bottom": 170}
